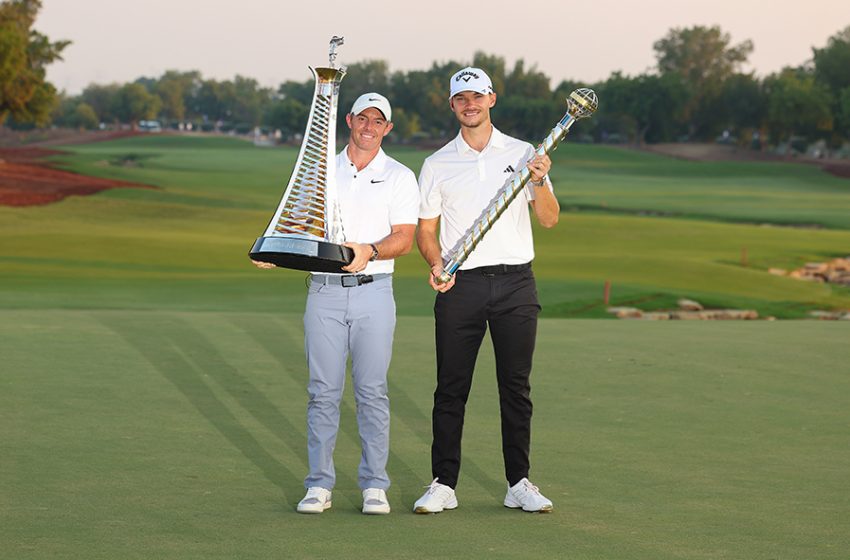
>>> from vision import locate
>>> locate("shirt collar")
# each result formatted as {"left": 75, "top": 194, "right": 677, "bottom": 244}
{"left": 454, "top": 125, "right": 506, "bottom": 156}
{"left": 341, "top": 145, "right": 387, "bottom": 172}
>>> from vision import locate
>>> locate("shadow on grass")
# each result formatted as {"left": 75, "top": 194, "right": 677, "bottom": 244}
{"left": 227, "top": 313, "right": 444, "bottom": 507}
{"left": 96, "top": 312, "right": 305, "bottom": 506}
{"left": 228, "top": 313, "right": 505, "bottom": 505}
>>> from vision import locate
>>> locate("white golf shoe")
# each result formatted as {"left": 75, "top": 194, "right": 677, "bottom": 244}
{"left": 504, "top": 478, "right": 553, "bottom": 512}
{"left": 413, "top": 478, "right": 458, "bottom": 513}
{"left": 362, "top": 488, "right": 391, "bottom": 515}
{"left": 296, "top": 487, "right": 332, "bottom": 514}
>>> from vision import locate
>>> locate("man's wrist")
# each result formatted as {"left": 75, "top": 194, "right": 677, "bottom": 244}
{"left": 369, "top": 243, "right": 379, "bottom": 261}
{"left": 530, "top": 177, "right": 547, "bottom": 187}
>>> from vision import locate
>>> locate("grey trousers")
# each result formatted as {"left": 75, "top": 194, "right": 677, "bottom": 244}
{"left": 303, "top": 275, "right": 395, "bottom": 491}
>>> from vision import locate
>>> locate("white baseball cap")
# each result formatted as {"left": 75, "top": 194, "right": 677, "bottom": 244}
{"left": 449, "top": 67, "right": 494, "bottom": 98}
{"left": 350, "top": 92, "right": 392, "bottom": 122}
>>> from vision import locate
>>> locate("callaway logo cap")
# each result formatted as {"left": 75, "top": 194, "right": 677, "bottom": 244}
{"left": 350, "top": 92, "right": 392, "bottom": 122}
{"left": 449, "top": 66, "right": 494, "bottom": 98}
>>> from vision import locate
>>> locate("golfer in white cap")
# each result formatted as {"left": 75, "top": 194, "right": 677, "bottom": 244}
{"left": 414, "top": 67, "right": 560, "bottom": 513}
{"left": 255, "top": 92, "right": 419, "bottom": 515}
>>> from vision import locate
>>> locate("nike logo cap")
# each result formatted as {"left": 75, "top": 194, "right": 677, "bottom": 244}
{"left": 449, "top": 67, "right": 494, "bottom": 99}
{"left": 350, "top": 92, "right": 392, "bottom": 122}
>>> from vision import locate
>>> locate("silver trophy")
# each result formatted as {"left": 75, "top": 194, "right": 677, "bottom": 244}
{"left": 436, "top": 88, "right": 599, "bottom": 283}
{"left": 249, "top": 36, "right": 353, "bottom": 272}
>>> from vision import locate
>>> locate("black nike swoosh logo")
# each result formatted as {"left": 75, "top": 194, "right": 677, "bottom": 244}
{"left": 370, "top": 179, "right": 385, "bottom": 184}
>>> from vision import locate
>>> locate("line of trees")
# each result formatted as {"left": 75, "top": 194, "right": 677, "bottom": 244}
{"left": 2, "top": 1, "right": 849, "bottom": 151}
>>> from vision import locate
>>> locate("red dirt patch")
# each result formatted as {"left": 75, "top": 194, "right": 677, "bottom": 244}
{"left": 821, "top": 162, "right": 850, "bottom": 179}
{"left": 0, "top": 145, "right": 153, "bottom": 207}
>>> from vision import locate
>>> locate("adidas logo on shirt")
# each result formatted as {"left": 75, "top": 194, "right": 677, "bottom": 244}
{"left": 503, "top": 165, "right": 515, "bottom": 173}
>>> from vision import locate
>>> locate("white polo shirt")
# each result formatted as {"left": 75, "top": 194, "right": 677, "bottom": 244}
{"left": 334, "top": 146, "right": 420, "bottom": 275}
{"left": 419, "top": 126, "right": 551, "bottom": 269}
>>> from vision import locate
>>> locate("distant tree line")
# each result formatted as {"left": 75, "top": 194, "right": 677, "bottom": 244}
{"left": 2, "top": 1, "right": 849, "bottom": 151}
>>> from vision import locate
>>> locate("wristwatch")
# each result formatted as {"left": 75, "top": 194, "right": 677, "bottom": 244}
{"left": 369, "top": 243, "right": 379, "bottom": 261}
{"left": 530, "top": 177, "right": 547, "bottom": 187}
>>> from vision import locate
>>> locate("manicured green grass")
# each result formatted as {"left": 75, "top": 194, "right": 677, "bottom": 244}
{"left": 54, "top": 136, "right": 850, "bottom": 229}
{"left": 2, "top": 135, "right": 849, "bottom": 559}
{"left": 0, "top": 135, "right": 848, "bottom": 318}
{"left": 555, "top": 144, "right": 850, "bottom": 230}
{"left": 2, "top": 310, "right": 848, "bottom": 559}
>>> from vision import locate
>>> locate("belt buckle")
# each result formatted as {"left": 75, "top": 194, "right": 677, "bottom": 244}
{"left": 341, "top": 275, "right": 374, "bottom": 287}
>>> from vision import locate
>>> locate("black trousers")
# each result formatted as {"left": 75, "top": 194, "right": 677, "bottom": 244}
{"left": 430, "top": 263, "right": 541, "bottom": 489}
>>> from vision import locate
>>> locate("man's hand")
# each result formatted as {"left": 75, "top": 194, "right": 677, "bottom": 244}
{"left": 251, "top": 259, "right": 277, "bottom": 269}
{"left": 428, "top": 264, "right": 455, "bottom": 293}
{"left": 341, "top": 242, "right": 371, "bottom": 273}
{"left": 527, "top": 152, "right": 551, "bottom": 183}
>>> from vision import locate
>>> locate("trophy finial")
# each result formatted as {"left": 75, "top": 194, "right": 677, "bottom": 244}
{"left": 567, "top": 88, "right": 598, "bottom": 119}
{"left": 329, "top": 36, "right": 344, "bottom": 68}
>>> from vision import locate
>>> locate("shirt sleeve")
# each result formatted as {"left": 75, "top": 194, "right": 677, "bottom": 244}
{"left": 389, "top": 167, "right": 421, "bottom": 225}
{"left": 418, "top": 159, "right": 442, "bottom": 220}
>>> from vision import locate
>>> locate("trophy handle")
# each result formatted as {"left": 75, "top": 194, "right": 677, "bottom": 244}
{"left": 435, "top": 88, "right": 598, "bottom": 284}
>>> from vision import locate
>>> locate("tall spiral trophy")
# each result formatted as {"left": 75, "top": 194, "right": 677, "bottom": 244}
{"left": 435, "top": 88, "right": 599, "bottom": 284}
{"left": 249, "top": 36, "right": 354, "bottom": 272}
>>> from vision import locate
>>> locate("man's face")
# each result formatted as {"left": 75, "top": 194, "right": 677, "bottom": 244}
{"left": 449, "top": 91, "right": 496, "bottom": 128}
{"left": 346, "top": 107, "right": 393, "bottom": 152}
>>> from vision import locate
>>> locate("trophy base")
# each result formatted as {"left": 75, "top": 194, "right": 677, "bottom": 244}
{"left": 249, "top": 236, "right": 354, "bottom": 273}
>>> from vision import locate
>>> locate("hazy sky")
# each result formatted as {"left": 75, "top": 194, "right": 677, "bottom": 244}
{"left": 38, "top": 0, "right": 848, "bottom": 94}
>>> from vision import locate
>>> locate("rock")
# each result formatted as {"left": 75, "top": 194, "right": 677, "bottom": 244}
{"left": 808, "top": 310, "right": 834, "bottom": 319}
{"left": 606, "top": 307, "right": 643, "bottom": 319}
{"left": 712, "top": 309, "right": 758, "bottom": 320}
{"left": 789, "top": 270, "right": 823, "bottom": 281}
{"left": 828, "top": 271, "right": 850, "bottom": 285}
{"left": 808, "top": 310, "right": 850, "bottom": 320}
{"left": 642, "top": 312, "right": 671, "bottom": 320}
{"left": 786, "top": 258, "right": 850, "bottom": 284}
{"left": 670, "top": 311, "right": 705, "bottom": 320}
{"left": 830, "top": 258, "right": 850, "bottom": 272}
{"left": 677, "top": 298, "right": 703, "bottom": 311}
{"left": 610, "top": 306, "right": 758, "bottom": 320}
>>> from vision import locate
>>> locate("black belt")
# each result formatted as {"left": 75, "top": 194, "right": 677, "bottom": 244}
{"left": 311, "top": 273, "right": 391, "bottom": 287}
{"left": 457, "top": 263, "right": 531, "bottom": 276}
